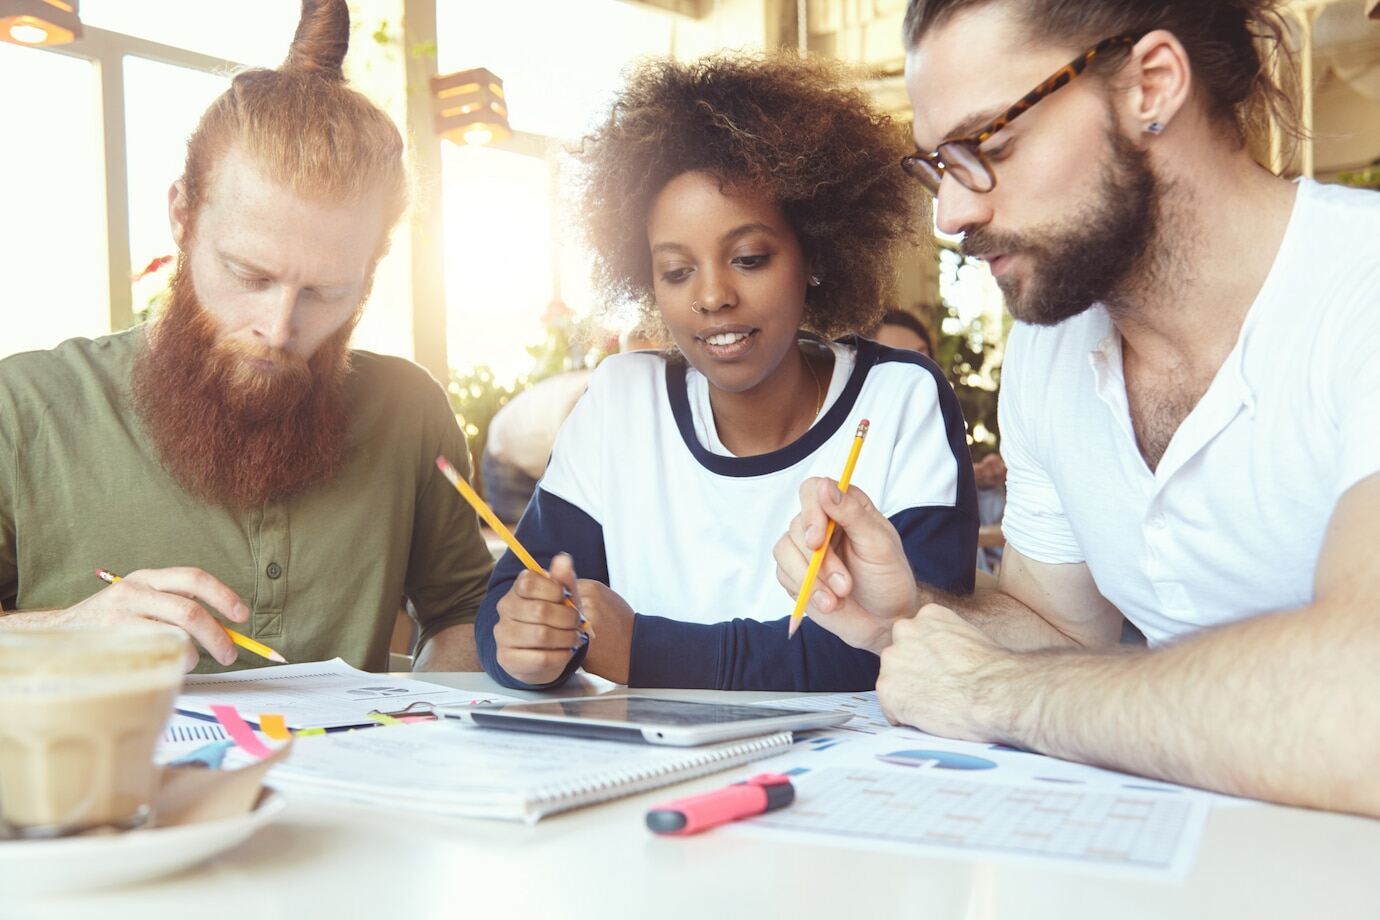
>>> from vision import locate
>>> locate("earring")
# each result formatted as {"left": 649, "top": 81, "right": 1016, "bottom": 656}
{"left": 808, "top": 274, "right": 822, "bottom": 287}
{"left": 1146, "top": 121, "right": 1165, "bottom": 135}
{"left": 691, "top": 301, "right": 707, "bottom": 314}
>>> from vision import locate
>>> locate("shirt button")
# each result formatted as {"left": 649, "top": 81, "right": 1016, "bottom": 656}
{"left": 1149, "top": 514, "right": 1167, "bottom": 530}
{"left": 266, "top": 562, "right": 283, "bottom": 580}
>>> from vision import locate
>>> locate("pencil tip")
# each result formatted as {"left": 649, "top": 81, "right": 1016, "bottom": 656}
{"left": 787, "top": 618, "right": 800, "bottom": 639}
{"left": 269, "top": 652, "right": 288, "bottom": 663}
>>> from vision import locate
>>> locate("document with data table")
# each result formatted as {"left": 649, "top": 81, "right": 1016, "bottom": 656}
{"left": 743, "top": 699, "right": 1211, "bottom": 878}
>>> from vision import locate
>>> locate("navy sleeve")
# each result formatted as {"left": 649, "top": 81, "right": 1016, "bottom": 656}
{"left": 476, "top": 488, "right": 609, "bottom": 691}
{"left": 893, "top": 503, "right": 977, "bottom": 597}
{"left": 625, "top": 503, "right": 975, "bottom": 692}
{"left": 900, "top": 348, "right": 981, "bottom": 598}
{"left": 628, "top": 615, "right": 879, "bottom": 691}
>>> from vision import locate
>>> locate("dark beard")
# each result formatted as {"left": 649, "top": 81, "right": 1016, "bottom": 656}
{"left": 132, "top": 261, "right": 355, "bottom": 509}
{"left": 963, "top": 127, "right": 1160, "bottom": 326}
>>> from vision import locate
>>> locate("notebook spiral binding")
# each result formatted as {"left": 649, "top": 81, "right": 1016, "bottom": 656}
{"left": 530, "top": 731, "right": 793, "bottom": 815}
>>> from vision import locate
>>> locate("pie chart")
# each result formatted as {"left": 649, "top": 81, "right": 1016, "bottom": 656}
{"left": 876, "top": 749, "right": 998, "bottom": 770}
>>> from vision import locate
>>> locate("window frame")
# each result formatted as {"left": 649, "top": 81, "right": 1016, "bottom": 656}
{"left": 38, "top": 26, "right": 244, "bottom": 334}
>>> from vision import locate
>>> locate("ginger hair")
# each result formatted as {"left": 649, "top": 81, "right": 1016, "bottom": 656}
{"left": 179, "top": 0, "right": 407, "bottom": 257}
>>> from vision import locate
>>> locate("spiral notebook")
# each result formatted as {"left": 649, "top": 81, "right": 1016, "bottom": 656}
{"left": 262, "top": 720, "right": 793, "bottom": 823}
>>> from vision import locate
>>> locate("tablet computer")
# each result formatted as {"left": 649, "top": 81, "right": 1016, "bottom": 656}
{"left": 436, "top": 695, "right": 853, "bottom": 746}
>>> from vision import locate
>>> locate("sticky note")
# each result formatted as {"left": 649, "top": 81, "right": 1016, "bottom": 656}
{"left": 367, "top": 712, "right": 404, "bottom": 727}
{"left": 210, "top": 704, "right": 273, "bottom": 759}
{"left": 259, "top": 713, "right": 291, "bottom": 740}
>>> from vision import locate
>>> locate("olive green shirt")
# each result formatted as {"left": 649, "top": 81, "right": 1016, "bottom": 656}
{"left": 0, "top": 329, "right": 494, "bottom": 673}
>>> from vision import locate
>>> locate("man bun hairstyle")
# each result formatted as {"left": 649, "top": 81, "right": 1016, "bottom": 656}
{"left": 282, "top": 0, "right": 350, "bottom": 81}
{"left": 902, "top": 0, "right": 1302, "bottom": 157}
{"left": 179, "top": 0, "right": 407, "bottom": 255}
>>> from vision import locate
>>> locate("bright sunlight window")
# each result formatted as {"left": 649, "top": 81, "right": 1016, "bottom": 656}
{"left": 0, "top": 44, "right": 107, "bottom": 359}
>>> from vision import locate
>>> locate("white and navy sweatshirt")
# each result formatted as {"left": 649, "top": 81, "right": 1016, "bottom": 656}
{"left": 475, "top": 335, "right": 978, "bottom": 691}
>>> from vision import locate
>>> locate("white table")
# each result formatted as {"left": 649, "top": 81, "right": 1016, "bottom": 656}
{"left": 10, "top": 672, "right": 1379, "bottom": 920}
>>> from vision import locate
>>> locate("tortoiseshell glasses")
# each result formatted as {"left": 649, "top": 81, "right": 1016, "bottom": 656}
{"left": 901, "top": 34, "right": 1138, "bottom": 195}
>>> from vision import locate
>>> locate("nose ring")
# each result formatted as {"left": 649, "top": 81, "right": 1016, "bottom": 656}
{"left": 691, "top": 301, "right": 707, "bottom": 315}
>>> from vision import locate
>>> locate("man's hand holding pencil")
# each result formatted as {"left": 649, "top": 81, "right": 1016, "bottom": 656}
{"left": 773, "top": 478, "right": 921, "bottom": 654}
{"left": 63, "top": 567, "right": 253, "bottom": 671}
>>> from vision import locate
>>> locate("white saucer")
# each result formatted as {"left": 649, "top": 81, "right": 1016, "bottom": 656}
{"left": 0, "top": 790, "right": 285, "bottom": 896}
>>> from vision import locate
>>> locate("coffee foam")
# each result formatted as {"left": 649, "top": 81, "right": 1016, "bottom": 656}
{"left": 0, "top": 668, "right": 184, "bottom": 699}
{"left": 0, "top": 626, "right": 188, "bottom": 694}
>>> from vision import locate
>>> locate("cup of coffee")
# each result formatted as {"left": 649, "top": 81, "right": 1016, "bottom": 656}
{"left": 0, "top": 625, "right": 189, "bottom": 838}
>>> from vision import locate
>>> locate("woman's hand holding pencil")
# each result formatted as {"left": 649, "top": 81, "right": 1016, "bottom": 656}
{"left": 494, "top": 554, "right": 597, "bottom": 685}
{"left": 436, "top": 455, "right": 613, "bottom": 685}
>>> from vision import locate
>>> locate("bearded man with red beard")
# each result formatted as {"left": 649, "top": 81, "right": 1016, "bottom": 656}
{"left": 0, "top": 0, "right": 493, "bottom": 673}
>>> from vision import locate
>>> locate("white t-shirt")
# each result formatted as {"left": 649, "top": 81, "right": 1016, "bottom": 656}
{"left": 474, "top": 335, "right": 979, "bottom": 691}
{"left": 540, "top": 337, "right": 971, "bottom": 624}
{"left": 999, "top": 178, "right": 1380, "bottom": 645}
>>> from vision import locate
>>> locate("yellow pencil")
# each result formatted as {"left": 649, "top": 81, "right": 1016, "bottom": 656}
{"left": 787, "top": 419, "right": 870, "bottom": 639}
{"left": 94, "top": 569, "right": 288, "bottom": 664}
{"left": 435, "top": 456, "right": 592, "bottom": 637}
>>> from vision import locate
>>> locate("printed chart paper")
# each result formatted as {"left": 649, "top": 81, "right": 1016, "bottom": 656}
{"left": 739, "top": 701, "right": 1211, "bottom": 877}
{"left": 753, "top": 766, "right": 1205, "bottom": 876}
{"left": 176, "top": 658, "right": 522, "bottom": 730}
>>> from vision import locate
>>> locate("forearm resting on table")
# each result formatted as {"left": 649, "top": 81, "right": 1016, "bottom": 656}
{"left": 917, "top": 550, "right": 1123, "bottom": 652}
{"left": 922, "top": 586, "right": 1082, "bottom": 651}
{"left": 998, "top": 600, "right": 1380, "bottom": 816}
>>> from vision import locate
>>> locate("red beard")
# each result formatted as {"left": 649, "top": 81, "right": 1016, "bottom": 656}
{"left": 132, "top": 264, "right": 354, "bottom": 509}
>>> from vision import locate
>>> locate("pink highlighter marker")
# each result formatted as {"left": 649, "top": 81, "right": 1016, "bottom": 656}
{"left": 645, "top": 773, "right": 795, "bottom": 835}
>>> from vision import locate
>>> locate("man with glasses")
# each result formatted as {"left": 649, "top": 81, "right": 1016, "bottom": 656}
{"left": 775, "top": 0, "right": 1380, "bottom": 815}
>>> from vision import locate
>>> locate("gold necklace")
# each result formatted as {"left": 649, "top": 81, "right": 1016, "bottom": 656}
{"left": 803, "top": 347, "right": 823, "bottom": 418}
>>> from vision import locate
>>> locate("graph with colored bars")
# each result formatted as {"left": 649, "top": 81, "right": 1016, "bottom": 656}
{"left": 755, "top": 767, "right": 1198, "bottom": 870}
{"left": 162, "top": 721, "right": 228, "bottom": 744}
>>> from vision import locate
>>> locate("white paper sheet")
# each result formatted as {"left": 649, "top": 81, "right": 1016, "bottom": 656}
{"left": 740, "top": 696, "right": 1212, "bottom": 877}
{"left": 176, "top": 658, "right": 522, "bottom": 730}
{"left": 748, "top": 765, "right": 1207, "bottom": 877}
{"left": 761, "top": 690, "right": 901, "bottom": 734}
{"left": 768, "top": 691, "right": 1250, "bottom": 806}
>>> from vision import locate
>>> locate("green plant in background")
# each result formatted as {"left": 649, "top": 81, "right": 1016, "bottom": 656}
{"left": 446, "top": 365, "right": 517, "bottom": 494}
{"left": 131, "top": 254, "right": 175, "bottom": 326}
{"left": 931, "top": 248, "right": 1008, "bottom": 459}
{"left": 1335, "top": 160, "right": 1380, "bottom": 190}
{"left": 934, "top": 306, "right": 1002, "bottom": 460}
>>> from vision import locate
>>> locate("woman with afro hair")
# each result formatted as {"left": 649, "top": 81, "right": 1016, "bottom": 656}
{"left": 476, "top": 53, "right": 977, "bottom": 692}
